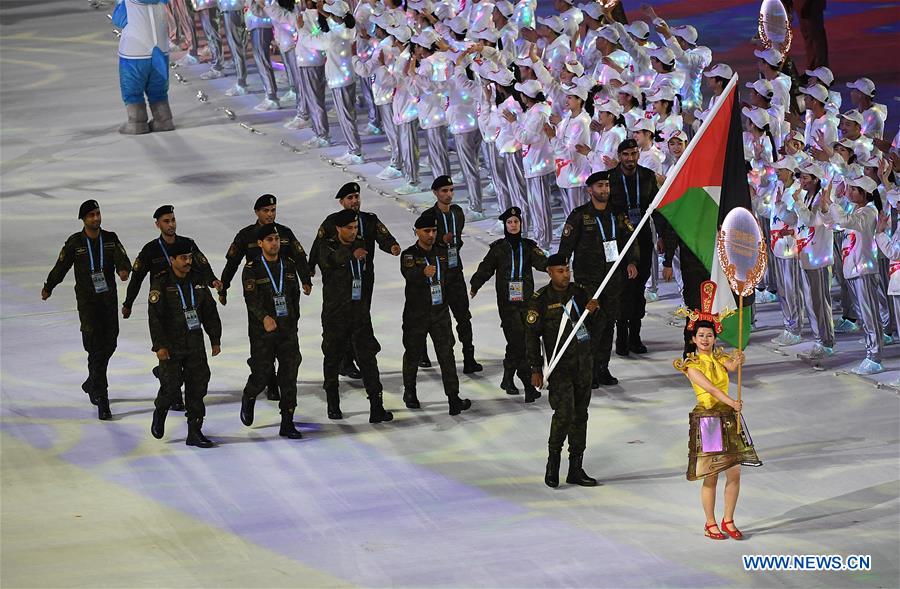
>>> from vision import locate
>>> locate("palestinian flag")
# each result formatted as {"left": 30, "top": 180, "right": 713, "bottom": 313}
{"left": 655, "top": 76, "right": 752, "bottom": 347}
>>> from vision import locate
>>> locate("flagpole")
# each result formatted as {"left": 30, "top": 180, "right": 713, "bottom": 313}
{"left": 544, "top": 74, "right": 741, "bottom": 380}
{"left": 737, "top": 293, "right": 744, "bottom": 435}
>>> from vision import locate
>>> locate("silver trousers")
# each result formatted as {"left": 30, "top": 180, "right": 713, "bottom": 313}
{"left": 526, "top": 174, "right": 553, "bottom": 251}
{"left": 485, "top": 142, "right": 509, "bottom": 213}
{"left": 454, "top": 130, "right": 483, "bottom": 213}
{"left": 359, "top": 75, "right": 379, "bottom": 127}
{"left": 500, "top": 152, "right": 528, "bottom": 231}
{"left": 848, "top": 274, "right": 884, "bottom": 362}
{"left": 877, "top": 257, "right": 894, "bottom": 335}
{"left": 892, "top": 295, "right": 900, "bottom": 341}
{"left": 332, "top": 85, "right": 361, "bottom": 155}
{"left": 560, "top": 186, "right": 588, "bottom": 219}
{"left": 774, "top": 256, "right": 804, "bottom": 335}
{"left": 378, "top": 104, "right": 401, "bottom": 169}
{"left": 198, "top": 8, "right": 222, "bottom": 71}
{"left": 222, "top": 10, "right": 247, "bottom": 86}
{"left": 832, "top": 235, "right": 857, "bottom": 321}
{"left": 399, "top": 121, "right": 420, "bottom": 185}
{"left": 250, "top": 28, "right": 277, "bottom": 100}
{"left": 298, "top": 66, "right": 327, "bottom": 138}
{"left": 425, "top": 126, "right": 451, "bottom": 179}
{"left": 281, "top": 48, "right": 300, "bottom": 112}
{"left": 800, "top": 266, "right": 835, "bottom": 348}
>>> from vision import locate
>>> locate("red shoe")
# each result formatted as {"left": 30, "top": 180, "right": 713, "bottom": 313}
{"left": 704, "top": 522, "right": 727, "bottom": 540}
{"left": 721, "top": 518, "right": 743, "bottom": 540}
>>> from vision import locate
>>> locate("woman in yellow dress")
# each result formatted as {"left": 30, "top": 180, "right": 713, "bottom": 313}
{"left": 674, "top": 281, "right": 762, "bottom": 540}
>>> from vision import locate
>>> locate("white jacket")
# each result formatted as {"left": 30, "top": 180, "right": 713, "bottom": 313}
{"left": 667, "top": 42, "right": 711, "bottom": 110}
{"left": 541, "top": 34, "right": 571, "bottom": 75}
{"left": 875, "top": 229, "right": 900, "bottom": 294}
{"left": 516, "top": 102, "right": 554, "bottom": 178}
{"left": 826, "top": 202, "right": 879, "bottom": 279}
{"left": 294, "top": 8, "right": 326, "bottom": 67}
{"left": 496, "top": 95, "right": 524, "bottom": 154}
{"left": 264, "top": 0, "right": 298, "bottom": 52}
{"left": 447, "top": 62, "right": 480, "bottom": 135}
{"left": 770, "top": 181, "right": 801, "bottom": 259}
{"left": 638, "top": 145, "right": 665, "bottom": 176}
{"left": 553, "top": 110, "right": 592, "bottom": 188}
{"left": 217, "top": 0, "right": 242, "bottom": 11}
{"left": 244, "top": 0, "right": 272, "bottom": 30}
{"left": 383, "top": 48, "right": 419, "bottom": 125}
{"left": 304, "top": 20, "right": 356, "bottom": 89}
{"left": 531, "top": 58, "right": 568, "bottom": 120}
{"left": 785, "top": 189, "right": 834, "bottom": 270}
{"left": 413, "top": 53, "right": 452, "bottom": 130}
{"left": 352, "top": 38, "right": 397, "bottom": 106}
{"left": 587, "top": 125, "right": 627, "bottom": 172}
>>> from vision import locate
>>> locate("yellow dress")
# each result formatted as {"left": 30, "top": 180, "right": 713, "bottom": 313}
{"left": 674, "top": 348, "right": 762, "bottom": 480}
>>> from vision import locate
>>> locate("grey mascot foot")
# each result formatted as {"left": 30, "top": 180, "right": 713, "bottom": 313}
{"left": 119, "top": 103, "right": 150, "bottom": 135}
{"left": 148, "top": 101, "right": 175, "bottom": 132}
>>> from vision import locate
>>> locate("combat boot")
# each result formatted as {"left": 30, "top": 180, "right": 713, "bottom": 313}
{"left": 97, "top": 396, "right": 112, "bottom": 421}
{"left": 447, "top": 394, "right": 472, "bottom": 416}
{"left": 566, "top": 453, "right": 598, "bottom": 486}
{"left": 326, "top": 390, "right": 343, "bottom": 420}
{"left": 119, "top": 102, "right": 150, "bottom": 135}
{"left": 368, "top": 393, "right": 394, "bottom": 423}
{"left": 500, "top": 367, "right": 519, "bottom": 394}
{"left": 186, "top": 418, "right": 214, "bottom": 448}
{"left": 279, "top": 410, "right": 303, "bottom": 439}
{"left": 82, "top": 377, "right": 98, "bottom": 406}
{"left": 628, "top": 318, "right": 648, "bottom": 354}
{"left": 545, "top": 451, "right": 561, "bottom": 488}
{"left": 615, "top": 320, "right": 629, "bottom": 357}
{"left": 151, "top": 406, "right": 168, "bottom": 439}
{"left": 148, "top": 101, "right": 175, "bottom": 132}
{"left": 462, "top": 346, "right": 483, "bottom": 374}
{"left": 171, "top": 393, "right": 185, "bottom": 412}
{"left": 403, "top": 389, "right": 421, "bottom": 409}
{"left": 240, "top": 394, "right": 256, "bottom": 426}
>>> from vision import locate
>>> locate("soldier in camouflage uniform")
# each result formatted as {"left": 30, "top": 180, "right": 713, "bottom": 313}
{"left": 525, "top": 254, "right": 599, "bottom": 488}
{"left": 317, "top": 208, "right": 394, "bottom": 423}
{"left": 147, "top": 239, "right": 222, "bottom": 448}
{"left": 470, "top": 207, "right": 548, "bottom": 402}
{"left": 400, "top": 211, "right": 473, "bottom": 416}
{"left": 220, "top": 194, "right": 312, "bottom": 401}
{"left": 42, "top": 200, "right": 131, "bottom": 420}
{"left": 238, "top": 223, "right": 308, "bottom": 439}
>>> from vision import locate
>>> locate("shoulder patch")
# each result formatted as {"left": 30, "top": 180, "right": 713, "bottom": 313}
{"left": 244, "top": 278, "right": 255, "bottom": 291}
{"left": 197, "top": 253, "right": 208, "bottom": 265}
{"left": 403, "top": 254, "right": 415, "bottom": 268}
{"left": 317, "top": 226, "right": 325, "bottom": 238}
{"left": 562, "top": 223, "right": 573, "bottom": 237}
{"left": 149, "top": 289, "right": 160, "bottom": 304}
{"left": 526, "top": 309, "right": 539, "bottom": 324}
{"left": 227, "top": 242, "right": 238, "bottom": 258}
{"left": 132, "top": 258, "right": 142, "bottom": 272}
{"left": 377, "top": 223, "right": 388, "bottom": 234}
{"left": 58, "top": 247, "right": 66, "bottom": 262}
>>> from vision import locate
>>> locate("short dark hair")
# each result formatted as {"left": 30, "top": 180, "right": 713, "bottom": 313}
{"left": 690, "top": 320, "right": 718, "bottom": 337}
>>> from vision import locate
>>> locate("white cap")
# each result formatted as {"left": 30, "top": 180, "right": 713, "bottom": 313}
{"left": 470, "top": 26, "right": 499, "bottom": 42}
{"left": 432, "top": 1, "right": 454, "bottom": 21}
{"left": 411, "top": 30, "right": 439, "bottom": 48}
{"left": 596, "top": 24, "right": 619, "bottom": 43}
{"left": 858, "top": 152, "right": 880, "bottom": 168}
{"left": 514, "top": 79, "right": 543, "bottom": 98}
{"left": 581, "top": 3, "right": 603, "bottom": 20}
{"left": 840, "top": 109, "right": 865, "bottom": 127}
{"left": 805, "top": 66, "right": 834, "bottom": 86}
{"left": 834, "top": 138, "right": 857, "bottom": 151}
{"left": 447, "top": 15, "right": 467, "bottom": 35}
{"left": 406, "top": 0, "right": 432, "bottom": 12}
{"left": 704, "top": 63, "right": 733, "bottom": 79}
{"left": 788, "top": 129, "right": 805, "bottom": 144}
{"left": 479, "top": 63, "right": 515, "bottom": 86}
{"left": 646, "top": 85, "right": 676, "bottom": 103}
{"left": 742, "top": 106, "right": 770, "bottom": 130}
{"left": 563, "top": 82, "right": 589, "bottom": 102}
{"left": 603, "top": 68, "right": 625, "bottom": 85}
{"left": 323, "top": 0, "right": 350, "bottom": 18}
{"left": 625, "top": 20, "right": 650, "bottom": 40}
{"left": 594, "top": 97, "right": 623, "bottom": 116}
{"left": 773, "top": 156, "right": 798, "bottom": 171}
{"left": 800, "top": 83, "right": 829, "bottom": 104}
{"left": 846, "top": 77, "right": 876, "bottom": 97}
{"left": 538, "top": 16, "right": 566, "bottom": 34}
{"left": 617, "top": 82, "right": 642, "bottom": 100}
{"left": 388, "top": 25, "right": 413, "bottom": 44}
{"left": 559, "top": 0, "right": 576, "bottom": 4}
{"left": 494, "top": 0, "right": 514, "bottom": 17}
{"left": 753, "top": 47, "right": 784, "bottom": 67}
{"left": 564, "top": 52, "right": 585, "bottom": 76}
{"left": 745, "top": 78, "right": 774, "bottom": 100}
{"left": 514, "top": 55, "right": 535, "bottom": 68}
{"left": 631, "top": 116, "right": 656, "bottom": 133}
{"left": 666, "top": 128, "right": 688, "bottom": 142}
{"left": 798, "top": 160, "right": 825, "bottom": 178}
{"left": 649, "top": 46, "right": 675, "bottom": 66}
{"left": 847, "top": 174, "right": 878, "bottom": 194}
{"left": 671, "top": 24, "right": 698, "bottom": 45}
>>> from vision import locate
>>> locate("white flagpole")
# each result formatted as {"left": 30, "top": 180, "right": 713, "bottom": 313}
{"left": 543, "top": 74, "right": 740, "bottom": 380}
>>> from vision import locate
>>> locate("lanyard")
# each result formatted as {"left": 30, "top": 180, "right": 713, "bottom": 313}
{"left": 357, "top": 216, "right": 365, "bottom": 239}
{"left": 86, "top": 232, "right": 103, "bottom": 272}
{"left": 158, "top": 237, "right": 173, "bottom": 267}
{"left": 350, "top": 257, "right": 365, "bottom": 279}
{"left": 622, "top": 172, "right": 640, "bottom": 210}
{"left": 175, "top": 280, "right": 195, "bottom": 310}
{"left": 262, "top": 257, "right": 284, "bottom": 295}
{"left": 596, "top": 214, "right": 616, "bottom": 241}
{"left": 561, "top": 297, "right": 581, "bottom": 326}
{"left": 426, "top": 253, "right": 441, "bottom": 284}
{"left": 509, "top": 241, "right": 523, "bottom": 280}
{"left": 441, "top": 210, "right": 457, "bottom": 246}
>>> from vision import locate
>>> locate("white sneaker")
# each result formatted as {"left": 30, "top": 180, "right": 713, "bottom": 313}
{"left": 394, "top": 183, "right": 422, "bottom": 195}
{"left": 466, "top": 209, "right": 486, "bottom": 222}
{"left": 176, "top": 53, "right": 199, "bottom": 67}
{"left": 334, "top": 152, "right": 364, "bottom": 166}
{"left": 771, "top": 330, "right": 802, "bottom": 346}
{"left": 833, "top": 318, "right": 860, "bottom": 333}
{"left": 377, "top": 166, "right": 403, "bottom": 180}
{"left": 281, "top": 90, "right": 297, "bottom": 103}
{"left": 304, "top": 136, "right": 331, "bottom": 148}
{"left": 856, "top": 333, "right": 894, "bottom": 345}
{"left": 484, "top": 182, "right": 497, "bottom": 196}
{"left": 225, "top": 84, "right": 248, "bottom": 97}
{"left": 254, "top": 98, "right": 280, "bottom": 111}
{"left": 283, "top": 115, "right": 311, "bottom": 130}
{"left": 198, "top": 46, "right": 211, "bottom": 60}
{"left": 382, "top": 144, "right": 393, "bottom": 152}
{"left": 364, "top": 123, "right": 382, "bottom": 136}
{"left": 852, "top": 358, "right": 883, "bottom": 375}
{"left": 489, "top": 220, "right": 504, "bottom": 235}
{"left": 419, "top": 161, "right": 430, "bottom": 172}
{"left": 451, "top": 172, "right": 465, "bottom": 184}
{"left": 326, "top": 107, "right": 337, "bottom": 117}
{"left": 200, "top": 68, "right": 225, "bottom": 80}
{"left": 801, "top": 343, "right": 834, "bottom": 360}
{"left": 754, "top": 290, "right": 777, "bottom": 303}
{"left": 645, "top": 290, "right": 659, "bottom": 303}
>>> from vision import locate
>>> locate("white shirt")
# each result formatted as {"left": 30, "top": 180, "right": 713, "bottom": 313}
{"left": 587, "top": 125, "right": 627, "bottom": 173}
{"left": 264, "top": 0, "right": 298, "bottom": 52}
{"left": 553, "top": 110, "right": 592, "bottom": 188}
{"left": 786, "top": 188, "right": 834, "bottom": 270}
{"left": 826, "top": 202, "right": 879, "bottom": 279}
{"left": 304, "top": 20, "right": 357, "bottom": 89}
{"left": 638, "top": 145, "right": 665, "bottom": 176}
{"left": 516, "top": 102, "right": 555, "bottom": 178}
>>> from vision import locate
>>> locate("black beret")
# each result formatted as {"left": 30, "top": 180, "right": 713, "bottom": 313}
{"left": 336, "top": 182, "right": 361, "bottom": 199}
{"left": 256, "top": 223, "right": 279, "bottom": 241}
{"left": 254, "top": 194, "right": 277, "bottom": 210}
{"left": 546, "top": 253, "right": 569, "bottom": 267}
{"left": 78, "top": 199, "right": 100, "bottom": 219}
{"left": 153, "top": 204, "right": 174, "bottom": 219}
{"left": 333, "top": 208, "right": 358, "bottom": 227}
{"left": 166, "top": 238, "right": 193, "bottom": 257}
{"left": 431, "top": 175, "right": 453, "bottom": 191}
{"left": 499, "top": 207, "right": 521, "bottom": 222}
{"left": 414, "top": 211, "right": 438, "bottom": 229}
{"left": 617, "top": 138, "right": 639, "bottom": 153}
{"left": 586, "top": 170, "right": 610, "bottom": 186}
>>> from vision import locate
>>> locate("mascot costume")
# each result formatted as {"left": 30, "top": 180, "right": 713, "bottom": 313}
{"left": 112, "top": 0, "right": 175, "bottom": 134}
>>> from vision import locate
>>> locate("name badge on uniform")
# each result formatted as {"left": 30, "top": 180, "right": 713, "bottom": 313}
{"left": 603, "top": 240, "right": 619, "bottom": 263}
{"left": 575, "top": 322, "right": 590, "bottom": 342}
{"left": 352, "top": 278, "right": 362, "bottom": 301}
{"left": 508, "top": 280, "right": 523, "bottom": 302}
{"left": 91, "top": 272, "right": 109, "bottom": 293}
{"left": 184, "top": 309, "right": 201, "bottom": 331}
{"left": 627, "top": 207, "right": 642, "bottom": 226}
{"left": 447, "top": 246, "right": 459, "bottom": 269}
{"left": 430, "top": 283, "right": 443, "bottom": 305}
{"left": 274, "top": 295, "right": 288, "bottom": 317}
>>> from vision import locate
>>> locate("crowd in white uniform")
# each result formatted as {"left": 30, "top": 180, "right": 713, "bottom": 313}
{"left": 168, "top": 0, "right": 899, "bottom": 377}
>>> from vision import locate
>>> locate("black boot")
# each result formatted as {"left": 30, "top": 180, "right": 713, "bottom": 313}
{"left": 279, "top": 410, "right": 303, "bottom": 439}
{"left": 339, "top": 356, "right": 362, "bottom": 380}
{"left": 151, "top": 406, "right": 168, "bottom": 439}
{"left": 97, "top": 396, "right": 112, "bottom": 421}
{"left": 403, "top": 389, "right": 421, "bottom": 409}
{"left": 368, "top": 393, "right": 394, "bottom": 423}
{"left": 240, "top": 395, "right": 256, "bottom": 426}
{"left": 82, "top": 378, "right": 98, "bottom": 406}
{"left": 545, "top": 451, "right": 561, "bottom": 488}
{"left": 448, "top": 394, "right": 472, "bottom": 416}
{"left": 520, "top": 371, "right": 541, "bottom": 403}
{"left": 500, "top": 367, "right": 519, "bottom": 395}
{"left": 418, "top": 346, "right": 432, "bottom": 368}
{"left": 186, "top": 418, "right": 214, "bottom": 448}
{"left": 628, "top": 318, "right": 648, "bottom": 354}
{"left": 591, "top": 365, "right": 601, "bottom": 389}
{"left": 265, "top": 378, "right": 281, "bottom": 401}
{"left": 615, "top": 321, "right": 630, "bottom": 356}
{"left": 170, "top": 392, "right": 185, "bottom": 412}
{"left": 326, "top": 390, "right": 343, "bottom": 420}
{"left": 566, "top": 453, "right": 598, "bottom": 486}
{"left": 462, "top": 346, "right": 483, "bottom": 374}
{"left": 595, "top": 366, "right": 619, "bottom": 386}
